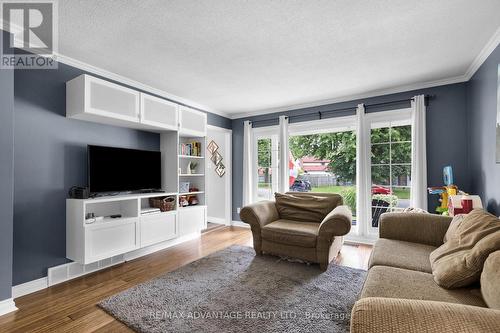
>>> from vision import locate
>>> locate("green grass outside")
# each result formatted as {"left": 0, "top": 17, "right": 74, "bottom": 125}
{"left": 258, "top": 183, "right": 410, "bottom": 199}
{"left": 311, "top": 185, "right": 410, "bottom": 199}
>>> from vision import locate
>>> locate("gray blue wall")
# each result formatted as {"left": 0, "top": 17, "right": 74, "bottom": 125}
{"left": 467, "top": 44, "right": 500, "bottom": 215}
{"left": 12, "top": 62, "right": 231, "bottom": 285}
{"left": 0, "top": 32, "right": 14, "bottom": 300}
{"left": 232, "top": 83, "right": 470, "bottom": 221}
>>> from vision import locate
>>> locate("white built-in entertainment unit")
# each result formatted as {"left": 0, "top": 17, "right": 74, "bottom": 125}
{"left": 66, "top": 74, "right": 208, "bottom": 265}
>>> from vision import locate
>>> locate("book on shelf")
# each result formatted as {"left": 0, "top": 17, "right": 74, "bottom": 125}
{"left": 180, "top": 141, "right": 202, "bottom": 157}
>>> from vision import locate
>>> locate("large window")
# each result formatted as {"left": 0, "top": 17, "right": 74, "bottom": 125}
{"left": 250, "top": 110, "right": 413, "bottom": 241}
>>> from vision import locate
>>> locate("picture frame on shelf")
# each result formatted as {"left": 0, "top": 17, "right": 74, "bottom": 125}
{"left": 179, "top": 182, "right": 190, "bottom": 193}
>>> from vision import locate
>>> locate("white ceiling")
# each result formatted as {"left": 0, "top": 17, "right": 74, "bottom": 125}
{"left": 58, "top": 0, "right": 500, "bottom": 118}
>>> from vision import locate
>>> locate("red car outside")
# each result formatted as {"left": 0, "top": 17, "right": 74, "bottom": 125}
{"left": 372, "top": 185, "right": 391, "bottom": 195}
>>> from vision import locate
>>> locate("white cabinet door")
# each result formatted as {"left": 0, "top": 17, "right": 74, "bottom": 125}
{"left": 84, "top": 218, "right": 138, "bottom": 264}
{"left": 66, "top": 74, "right": 140, "bottom": 125}
{"left": 179, "top": 107, "right": 207, "bottom": 136}
{"left": 140, "top": 212, "right": 177, "bottom": 247}
{"left": 87, "top": 76, "right": 140, "bottom": 121}
{"left": 140, "top": 93, "right": 179, "bottom": 130}
{"left": 178, "top": 206, "right": 206, "bottom": 236}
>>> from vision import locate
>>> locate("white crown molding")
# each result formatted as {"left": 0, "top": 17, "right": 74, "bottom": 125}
{"left": 0, "top": 298, "right": 17, "bottom": 317}
{"left": 12, "top": 277, "right": 48, "bottom": 299}
{"left": 464, "top": 27, "right": 500, "bottom": 80}
{"left": 55, "top": 53, "right": 232, "bottom": 119}
{"left": 230, "top": 75, "right": 467, "bottom": 119}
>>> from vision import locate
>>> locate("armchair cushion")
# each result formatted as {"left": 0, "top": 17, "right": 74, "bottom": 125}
{"left": 274, "top": 192, "right": 338, "bottom": 222}
{"left": 262, "top": 219, "right": 318, "bottom": 247}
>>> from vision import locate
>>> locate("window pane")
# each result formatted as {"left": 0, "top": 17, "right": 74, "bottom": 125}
{"left": 257, "top": 138, "right": 271, "bottom": 167}
{"left": 392, "top": 165, "right": 411, "bottom": 187}
{"left": 371, "top": 165, "right": 390, "bottom": 186}
{"left": 257, "top": 167, "right": 272, "bottom": 201}
{"left": 371, "top": 127, "right": 389, "bottom": 143}
{"left": 371, "top": 144, "right": 390, "bottom": 164}
{"left": 391, "top": 142, "right": 411, "bottom": 163}
{"left": 390, "top": 125, "right": 411, "bottom": 142}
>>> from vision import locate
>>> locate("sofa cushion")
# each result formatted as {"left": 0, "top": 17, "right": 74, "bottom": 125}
{"left": 261, "top": 219, "right": 319, "bottom": 247}
{"left": 369, "top": 239, "right": 436, "bottom": 273}
{"left": 274, "top": 193, "right": 336, "bottom": 222}
{"left": 443, "top": 214, "right": 466, "bottom": 243}
{"left": 481, "top": 251, "right": 500, "bottom": 310}
{"left": 430, "top": 209, "right": 500, "bottom": 288}
{"left": 361, "top": 266, "right": 486, "bottom": 307}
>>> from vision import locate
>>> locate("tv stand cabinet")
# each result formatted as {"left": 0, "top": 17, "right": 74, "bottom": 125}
{"left": 67, "top": 192, "right": 207, "bottom": 265}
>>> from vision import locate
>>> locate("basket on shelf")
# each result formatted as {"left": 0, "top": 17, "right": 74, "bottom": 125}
{"left": 149, "top": 196, "right": 176, "bottom": 212}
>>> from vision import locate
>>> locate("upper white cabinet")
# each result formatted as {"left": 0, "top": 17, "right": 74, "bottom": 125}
{"left": 179, "top": 106, "right": 207, "bottom": 136}
{"left": 140, "top": 93, "right": 178, "bottom": 131}
{"left": 67, "top": 74, "right": 207, "bottom": 135}
{"left": 66, "top": 74, "right": 140, "bottom": 126}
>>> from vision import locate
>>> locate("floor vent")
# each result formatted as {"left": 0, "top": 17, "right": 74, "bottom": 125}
{"left": 47, "top": 255, "right": 125, "bottom": 286}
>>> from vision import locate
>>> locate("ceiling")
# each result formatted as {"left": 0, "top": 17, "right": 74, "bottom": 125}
{"left": 58, "top": 0, "right": 500, "bottom": 118}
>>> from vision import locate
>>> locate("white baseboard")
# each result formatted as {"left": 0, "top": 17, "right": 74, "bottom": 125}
{"left": 12, "top": 277, "right": 48, "bottom": 299}
{"left": 12, "top": 232, "right": 202, "bottom": 299}
{"left": 207, "top": 216, "right": 228, "bottom": 225}
{"left": 0, "top": 298, "right": 17, "bottom": 316}
{"left": 231, "top": 220, "right": 250, "bottom": 228}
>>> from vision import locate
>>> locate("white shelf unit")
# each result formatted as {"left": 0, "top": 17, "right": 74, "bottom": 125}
{"left": 66, "top": 74, "right": 209, "bottom": 265}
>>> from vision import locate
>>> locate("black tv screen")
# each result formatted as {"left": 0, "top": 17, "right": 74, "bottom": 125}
{"left": 88, "top": 145, "right": 161, "bottom": 193}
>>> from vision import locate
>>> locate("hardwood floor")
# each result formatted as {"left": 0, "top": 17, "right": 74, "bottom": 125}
{"left": 0, "top": 227, "right": 372, "bottom": 333}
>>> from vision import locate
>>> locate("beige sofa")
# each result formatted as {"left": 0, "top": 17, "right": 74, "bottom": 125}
{"left": 240, "top": 192, "right": 352, "bottom": 270}
{"left": 351, "top": 213, "right": 500, "bottom": 332}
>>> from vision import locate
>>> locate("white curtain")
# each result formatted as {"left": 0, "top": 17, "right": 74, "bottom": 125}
{"left": 278, "top": 115, "right": 290, "bottom": 193}
{"left": 356, "top": 104, "right": 371, "bottom": 235}
{"left": 242, "top": 120, "right": 254, "bottom": 206}
{"left": 410, "top": 95, "right": 428, "bottom": 210}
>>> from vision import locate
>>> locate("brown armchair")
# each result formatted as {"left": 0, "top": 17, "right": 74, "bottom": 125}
{"left": 240, "top": 192, "right": 352, "bottom": 270}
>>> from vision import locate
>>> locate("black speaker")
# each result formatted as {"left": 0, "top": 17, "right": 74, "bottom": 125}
{"left": 68, "top": 186, "right": 90, "bottom": 199}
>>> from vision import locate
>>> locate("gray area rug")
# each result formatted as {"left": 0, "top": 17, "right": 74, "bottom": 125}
{"left": 99, "top": 245, "right": 367, "bottom": 333}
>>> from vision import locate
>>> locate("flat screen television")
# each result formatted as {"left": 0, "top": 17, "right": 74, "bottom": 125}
{"left": 88, "top": 145, "right": 161, "bottom": 193}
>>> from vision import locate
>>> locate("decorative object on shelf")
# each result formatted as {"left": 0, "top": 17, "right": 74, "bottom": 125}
{"left": 180, "top": 141, "right": 202, "bottom": 156}
{"left": 179, "top": 195, "right": 189, "bottom": 207}
{"left": 187, "top": 161, "right": 198, "bottom": 174}
{"left": 179, "top": 182, "right": 190, "bottom": 193}
{"left": 188, "top": 195, "right": 199, "bottom": 206}
{"left": 149, "top": 196, "right": 176, "bottom": 212}
{"left": 215, "top": 163, "right": 226, "bottom": 177}
{"left": 189, "top": 186, "right": 200, "bottom": 192}
{"left": 207, "top": 140, "right": 219, "bottom": 154}
{"left": 207, "top": 139, "right": 226, "bottom": 178}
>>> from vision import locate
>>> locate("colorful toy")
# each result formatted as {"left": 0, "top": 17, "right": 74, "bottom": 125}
{"left": 427, "top": 166, "right": 459, "bottom": 215}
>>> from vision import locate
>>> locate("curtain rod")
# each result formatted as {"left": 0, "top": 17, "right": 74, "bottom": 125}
{"left": 248, "top": 95, "right": 432, "bottom": 126}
